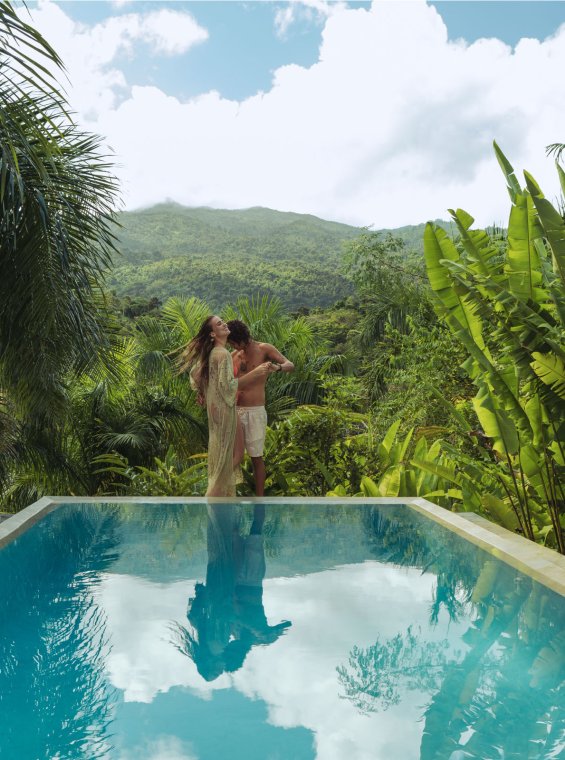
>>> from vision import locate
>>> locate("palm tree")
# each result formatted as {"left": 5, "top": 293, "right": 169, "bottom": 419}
{"left": 546, "top": 142, "right": 565, "bottom": 164}
{"left": 0, "top": 2, "right": 121, "bottom": 419}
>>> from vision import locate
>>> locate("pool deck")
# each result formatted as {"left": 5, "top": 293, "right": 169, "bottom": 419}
{"left": 1, "top": 495, "right": 565, "bottom": 597}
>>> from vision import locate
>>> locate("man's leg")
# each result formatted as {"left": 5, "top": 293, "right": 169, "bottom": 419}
{"left": 250, "top": 503, "right": 265, "bottom": 534}
{"left": 245, "top": 407, "right": 268, "bottom": 496}
{"left": 251, "top": 456, "right": 266, "bottom": 496}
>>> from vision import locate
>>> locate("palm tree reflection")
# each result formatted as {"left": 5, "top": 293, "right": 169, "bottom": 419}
{"left": 337, "top": 626, "right": 454, "bottom": 714}
{"left": 341, "top": 506, "right": 565, "bottom": 759}
{"left": 0, "top": 506, "right": 120, "bottom": 759}
{"left": 175, "top": 503, "right": 291, "bottom": 681}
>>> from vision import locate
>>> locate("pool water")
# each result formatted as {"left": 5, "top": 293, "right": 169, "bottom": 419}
{"left": 0, "top": 501, "right": 564, "bottom": 760}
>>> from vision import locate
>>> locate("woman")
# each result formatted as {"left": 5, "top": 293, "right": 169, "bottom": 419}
{"left": 179, "top": 315, "right": 275, "bottom": 497}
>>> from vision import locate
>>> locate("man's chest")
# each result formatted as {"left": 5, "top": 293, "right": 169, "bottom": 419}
{"left": 239, "top": 346, "right": 268, "bottom": 374}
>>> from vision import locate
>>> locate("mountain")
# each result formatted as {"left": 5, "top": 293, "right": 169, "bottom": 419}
{"left": 107, "top": 203, "right": 445, "bottom": 311}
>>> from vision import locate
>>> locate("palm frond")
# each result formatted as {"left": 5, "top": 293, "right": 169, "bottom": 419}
{"left": 546, "top": 142, "right": 565, "bottom": 163}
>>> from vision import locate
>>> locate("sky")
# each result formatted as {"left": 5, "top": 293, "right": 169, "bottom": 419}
{"left": 17, "top": 0, "right": 565, "bottom": 228}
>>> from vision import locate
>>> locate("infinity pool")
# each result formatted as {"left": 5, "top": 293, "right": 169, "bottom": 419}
{"left": 0, "top": 500, "right": 564, "bottom": 759}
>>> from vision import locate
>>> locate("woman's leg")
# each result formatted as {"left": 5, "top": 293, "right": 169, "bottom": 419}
{"left": 233, "top": 414, "right": 244, "bottom": 469}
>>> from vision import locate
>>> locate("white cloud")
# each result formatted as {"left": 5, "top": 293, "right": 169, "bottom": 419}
{"left": 23, "top": 1, "right": 208, "bottom": 120}
{"left": 96, "top": 563, "right": 467, "bottom": 760}
{"left": 118, "top": 735, "right": 199, "bottom": 760}
{"left": 274, "top": 0, "right": 347, "bottom": 39}
{"left": 134, "top": 9, "right": 209, "bottom": 56}
{"left": 25, "top": 0, "right": 565, "bottom": 228}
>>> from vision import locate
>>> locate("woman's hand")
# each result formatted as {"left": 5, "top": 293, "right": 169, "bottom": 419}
{"left": 237, "top": 360, "right": 278, "bottom": 389}
{"left": 257, "top": 361, "right": 278, "bottom": 375}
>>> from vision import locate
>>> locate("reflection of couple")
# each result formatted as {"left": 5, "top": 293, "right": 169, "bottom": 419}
{"left": 179, "top": 315, "right": 294, "bottom": 497}
{"left": 176, "top": 504, "right": 291, "bottom": 682}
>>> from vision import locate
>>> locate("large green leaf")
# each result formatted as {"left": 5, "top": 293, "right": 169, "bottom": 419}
{"left": 557, "top": 162, "right": 565, "bottom": 199}
{"left": 524, "top": 171, "right": 565, "bottom": 288}
{"left": 506, "top": 192, "right": 544, "bottom": 301}
{"left": 424, "top": 223, "right": 487, "bottom": 353}
{"left": 472, "top": 384, "right": 519, "bottom": 456}
{"left": 493, "top": 141, "right": 522, "bottom": 202}
{"left": 450, "top": 208, "right": 499, "bottom": 279}
{"left": 390, "top": 427, "right": 414, "bottom": 466}
{"left": 411, "top": 457, "right": 463, "bottom": 488}
{"left": 481, "top": 493, "right": 521, "bottom": 532}
{"left": 524, "top": 394, "right": 544, "bottom": 449}
{"left": 378, "top": 419, "right": 401, "bottom": 462}
{"left": 531, "top": 352, "right": 565, "bottom": 399}
{"left": 377, "top": 464, "right": 402, "bottom": 496}
{"left": 360, "top": 476, "right": 379, "bottom": 497}
{"left": 439, "top": 303, "right": 532, "bottom": 437}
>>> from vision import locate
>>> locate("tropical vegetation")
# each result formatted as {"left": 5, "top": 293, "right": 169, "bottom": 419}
{"left": 107, "top": 203, "right": 450, "bottom": 311}
{"left": 0, "top": 2, "right": 563, "bottom": 558}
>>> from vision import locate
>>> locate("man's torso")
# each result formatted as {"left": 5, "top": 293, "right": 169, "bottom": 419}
{"left": 235, "top": 341, "right": 271, "bottom": 406}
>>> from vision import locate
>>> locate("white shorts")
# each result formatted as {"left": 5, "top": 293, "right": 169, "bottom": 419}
{"left": 237, "top": 406, "right": 268, "bottom": 457}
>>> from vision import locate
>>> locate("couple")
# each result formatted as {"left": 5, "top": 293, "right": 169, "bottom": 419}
{"left": 176, "top": 502, "right": 291, "bottom": 681}
{"left": 180, "top": 315, "right": 294, "bottom": 497}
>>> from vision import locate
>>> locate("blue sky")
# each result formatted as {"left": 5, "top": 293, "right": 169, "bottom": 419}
{"left": 55, "top": 1, "right": 565, "bottom": 101}
{"left": 22, "top": 1, "right": 565, "bottom": 226}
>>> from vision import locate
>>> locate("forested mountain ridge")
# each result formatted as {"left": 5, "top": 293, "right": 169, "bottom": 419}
{"left": 108, "top": 203, "right": 449, "bottom": 310}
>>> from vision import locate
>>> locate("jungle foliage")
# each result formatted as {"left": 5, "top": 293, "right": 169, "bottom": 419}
{"left": 323, "top": 145, "right": 565, "bottom": 553}
{"left": 108, "top": 203, "right": 450, "bottom": 311}
{"left": 1, "top": 11, "right": 563, "bottom": 757}
{"left": 2, "top": 294, "right": 340, "bottom": 509}
{"left": 0, "top": 3, "right": 563, "bottom": 555}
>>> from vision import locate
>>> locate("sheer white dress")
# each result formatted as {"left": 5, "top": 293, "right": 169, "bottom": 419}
{"left": 203, "top": 347, "right": 238, "bottom": 497}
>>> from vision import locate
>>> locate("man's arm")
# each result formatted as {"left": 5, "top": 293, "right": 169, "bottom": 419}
{"left": 237, "top": 361, "right": 277, "bottom": 388}
{"left": 263, "top": 344, "right": 294, "bottom": 373}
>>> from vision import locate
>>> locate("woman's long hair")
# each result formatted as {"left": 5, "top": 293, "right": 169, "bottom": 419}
{"left": 177, "top": 315, "right": 216, "bottom": 392}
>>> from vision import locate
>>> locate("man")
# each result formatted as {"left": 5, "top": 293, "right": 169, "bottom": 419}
{"left": 227, "top": 320, "right": 294, "bottom": 496}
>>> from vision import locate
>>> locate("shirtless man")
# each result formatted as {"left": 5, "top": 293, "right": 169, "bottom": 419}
{"left": 227, "top": 320, "right": 295, "bottom": 496}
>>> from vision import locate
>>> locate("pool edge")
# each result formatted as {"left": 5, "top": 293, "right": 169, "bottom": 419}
{"left": 0, "top": 496, "right": 59, "bottom": 549}
{"left": 406, "top": 497, "right": 565, "bottom": 597}
{"left": 2, "top": 495, "right": 564, "bottom": 596}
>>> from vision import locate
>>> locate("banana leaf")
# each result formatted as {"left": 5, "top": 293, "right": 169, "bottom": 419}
{"left": 493, "top": 140, "right": 522, "bottom": 202}
{"left": 481, "top": 493, "right": 521, "bottom": 532}
{"left": 531, "top": 351, "right": 565, "bottom": 399}
{"left": 506, "top": 192, "right": 544, "bottom": 301}
{"left": 525, "top": 171, "right": 565, "bottom": 287}
{"left": 377, "top": 464, "right": 402, "bottom": 496}
{"left": 424, "top": 223, "right": 487, "bottom": 353}
{"left": 472, "top": 384, "right": 520, "bottom": 457}
{"left": 378, "top": 419, "right": 401, "bottom": 462}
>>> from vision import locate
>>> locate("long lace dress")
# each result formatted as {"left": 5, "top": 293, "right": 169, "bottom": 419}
{"left": 204, "top": 347, "right": 238, "bottom": 497}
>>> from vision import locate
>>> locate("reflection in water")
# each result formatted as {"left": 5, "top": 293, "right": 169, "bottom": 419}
{"left": 0, "top": 506, "right": 120, "bottom": 759}
{"left": 338, "top": 625, "right": 455, "bottom": 714}
{"left": 175, "top": 503, "right": 291, "bottom": 681}
{"left": 1, "top": 501, "right": 564, "bottom": 760}
{"left": 340, "top": 506, "right": 565, "bottom": 759}
{"left": 362, "top": 507, "right": 475, "bottom": 625}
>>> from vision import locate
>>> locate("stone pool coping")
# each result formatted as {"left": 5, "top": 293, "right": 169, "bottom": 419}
{"left": 1, "top": 495, "right": 564, "bottom": 596}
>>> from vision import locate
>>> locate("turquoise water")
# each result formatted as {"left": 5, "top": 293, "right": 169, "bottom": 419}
{"left": 0, "top": 501, "right": 564, "bottom": 760}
